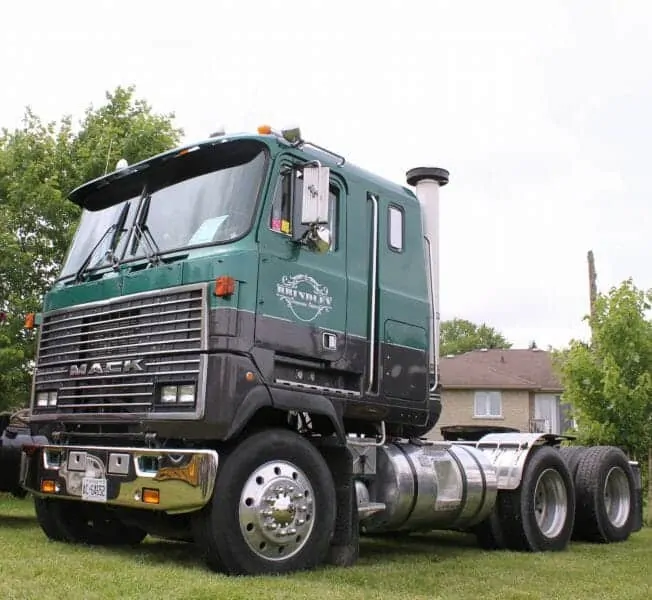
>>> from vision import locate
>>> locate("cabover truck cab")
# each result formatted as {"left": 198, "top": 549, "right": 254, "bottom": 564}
{"left": 20, "top": 126, "right": 643, "bottom": 575}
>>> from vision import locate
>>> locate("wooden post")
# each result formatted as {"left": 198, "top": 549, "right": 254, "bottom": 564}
{"left": 587, "top": 250, "right": 597, "bottom": 322}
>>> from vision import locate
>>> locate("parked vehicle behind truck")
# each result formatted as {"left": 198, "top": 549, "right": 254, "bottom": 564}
{"left": 16, "top": 125, "right": 643, "bottom": 575}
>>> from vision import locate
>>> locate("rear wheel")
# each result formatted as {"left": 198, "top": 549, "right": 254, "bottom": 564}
{"left": 194, "top": 428, "right": 336, "bottom": 575}
{"left": 558, "top": 446, "right": 587, "bottom": 478}
{"left": 497, "top": 446, "right": 575, "bottom": 552}
{"left": 474, "top": 505, "right": 507, "bottom": 550}
{"left": 574, "top": 446, "right": 635, "bottom": 543}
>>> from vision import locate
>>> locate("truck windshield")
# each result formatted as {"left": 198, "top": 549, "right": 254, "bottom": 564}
{"left": 58, "top": 140, "right": 268, "bottom": 280}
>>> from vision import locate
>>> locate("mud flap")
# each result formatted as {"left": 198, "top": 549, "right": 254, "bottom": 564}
{"left": 320, "top": 443, "right": 359, "bottom": 567}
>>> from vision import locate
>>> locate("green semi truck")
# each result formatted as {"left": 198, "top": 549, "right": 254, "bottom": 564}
{"left": 17, "top": 125, "right": 642, "bottom": 575}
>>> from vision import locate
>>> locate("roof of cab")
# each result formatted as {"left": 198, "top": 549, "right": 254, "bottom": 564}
{"left": 68, "top": 132, "right": 418, "bottom": 210}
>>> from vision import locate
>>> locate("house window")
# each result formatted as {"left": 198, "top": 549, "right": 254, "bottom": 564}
{"left": 269, "top": 167, "right": 338, "bottom": 249}
{"left": 474, "top": 391, "right": 502, "bottom": 418}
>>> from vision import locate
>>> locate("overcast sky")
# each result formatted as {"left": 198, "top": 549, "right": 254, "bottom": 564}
{"left": 2, "top": 0, "right": 649, "bottom": 349}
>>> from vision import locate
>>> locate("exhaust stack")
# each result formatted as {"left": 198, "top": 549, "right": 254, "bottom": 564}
{"left": 406, "top": 166, "right": 449, "bottom": 389}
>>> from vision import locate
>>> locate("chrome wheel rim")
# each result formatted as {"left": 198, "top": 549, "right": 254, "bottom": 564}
{"left": 533, "top": 468, "right": 568, "bottom": 538}
{"left": 239, "top": 460, "right": 315, "bottom": 561}
{"left": 603, "top": 466, "right": 630, "bottom": 528}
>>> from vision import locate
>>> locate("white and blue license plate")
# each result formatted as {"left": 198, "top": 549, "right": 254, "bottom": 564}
{"left": 81, "top": 477, "right": 107, "bottom": 503}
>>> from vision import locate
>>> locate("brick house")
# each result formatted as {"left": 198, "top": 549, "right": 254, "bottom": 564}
{"left": 428, "top": 348, "right": 571, "bottom": 440}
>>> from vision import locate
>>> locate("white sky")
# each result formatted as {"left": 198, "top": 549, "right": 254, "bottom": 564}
{"left": 2, "top": 0, "right": 650, "bottom": 349}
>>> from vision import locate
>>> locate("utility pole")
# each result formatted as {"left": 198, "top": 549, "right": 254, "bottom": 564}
{"left": 587, "top": 250, "right": 597, "bottom": 322}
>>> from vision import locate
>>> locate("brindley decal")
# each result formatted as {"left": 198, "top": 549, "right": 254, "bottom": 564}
{"left": 276, "top": 274, "right": 333, "bottom": 322}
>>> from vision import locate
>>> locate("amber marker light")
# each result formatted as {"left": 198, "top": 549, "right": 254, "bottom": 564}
{"left": 41, "top": 480, "right": 56, "bottom": 493}
{"left": 257, "top": 124, "right": 272, "bottom": 135}
{"left": 214, "top": 276, "right": 236, "bottom": 298}
{"left": 142, "top": 488, "right": 160, "bottom": 505}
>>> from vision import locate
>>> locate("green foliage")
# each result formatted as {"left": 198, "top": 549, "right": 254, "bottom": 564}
{"left": 440, "top": 318, "right": 512, "bottom": 356}
{"left": 0, "top": 86, "right": 182, "bottom": 411}
{"left": 554, "top": 279, "right": 652, "bottom": 461}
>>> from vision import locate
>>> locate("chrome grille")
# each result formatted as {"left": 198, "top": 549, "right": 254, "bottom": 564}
{"left": 33, "top": 285, "right": 206, "bottom": 414}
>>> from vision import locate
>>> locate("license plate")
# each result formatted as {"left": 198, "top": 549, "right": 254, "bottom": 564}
{"left": 81, "top": 477, "right": 107, "bottom": 503}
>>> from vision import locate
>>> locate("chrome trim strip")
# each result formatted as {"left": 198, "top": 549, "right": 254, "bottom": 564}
{"left": 274, "top": 378, "right": 361, "bottom": 397}
{"left": 41, "top": 283, "right": 207, "bottom": 319}
{"left": 37, "top": 367, "right": 200, "bottom": 386}
{"left": 40, "top": 317, "right": 202, "bottom": 346}
{"left": 366, "top": 192, "right": 379, "bottom": 394}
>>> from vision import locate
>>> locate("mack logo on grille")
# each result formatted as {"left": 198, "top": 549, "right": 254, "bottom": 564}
{"left": 69, "top": 359, "right": 145, "bottom": 377}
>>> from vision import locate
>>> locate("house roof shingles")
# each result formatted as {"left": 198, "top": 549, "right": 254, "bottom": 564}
{"left": 440, "top": 348, "right": 563, "bottom": 392}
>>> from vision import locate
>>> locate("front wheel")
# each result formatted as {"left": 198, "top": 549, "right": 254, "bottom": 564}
{"left": 34, "top": 497, "right": 147, "bottom": 546}
{"left": 194, "top": 429, "right": 336, "bottom": 576}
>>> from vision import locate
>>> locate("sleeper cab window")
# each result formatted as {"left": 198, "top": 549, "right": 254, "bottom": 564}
{"left": 388, "top": 205, "right": 404, "bottom": 251}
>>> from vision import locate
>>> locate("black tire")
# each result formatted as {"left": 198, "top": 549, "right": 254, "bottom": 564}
{"left": 39, "top": 498, "right": 147, "bottom": 546}
{"left": 497, "top": 445, "right": 575, "bottom": 552}
{"left": 573, "top": 446, "right": 636, "bottom": 543}
{"left": 474, "top": 505, "right": 507, "bottom": 550}
{"left": 558, "top": 446, "right": 587, "bottom": 478}
{"left": 34, "top": 497, "right": 67, "bottom": 542}
{"left": 194, "top": 428, "right": 336, "bottom": 576}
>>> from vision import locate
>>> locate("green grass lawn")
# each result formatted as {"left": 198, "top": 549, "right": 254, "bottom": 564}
{"left": 0, "top": 493, "right": 650, "bottom": 600}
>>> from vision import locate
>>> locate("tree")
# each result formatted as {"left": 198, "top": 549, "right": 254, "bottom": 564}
{"left": 440, "top": 318, "right": 512, "bottom": 356}
{"left": 0, "top": 86, "right": 183, "bottom": 411}
{"left": 553, "top": 279, "right": 652, "bottom": 460}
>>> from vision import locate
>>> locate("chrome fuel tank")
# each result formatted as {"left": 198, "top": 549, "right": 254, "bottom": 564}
{"left": 361, "top": 441, "right": 498, "bottom": 533}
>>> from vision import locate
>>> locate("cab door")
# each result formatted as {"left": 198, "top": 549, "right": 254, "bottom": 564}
{"left": 255, "top": 156, "right": 347, "bottom": 368}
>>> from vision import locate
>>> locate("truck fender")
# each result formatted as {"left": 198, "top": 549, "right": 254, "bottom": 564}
{"left": 270, "top": 386, "right": 346, "bottom": 444}
{"left": 472, "top": 432, "right": 570, "bottom": 490}
{"left": 225, "top": 385, "right": 346, "bottom": 445}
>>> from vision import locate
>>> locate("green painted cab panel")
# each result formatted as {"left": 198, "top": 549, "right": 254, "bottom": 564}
{"left": 384, "top": 319, "right": 427, "bottom": 350}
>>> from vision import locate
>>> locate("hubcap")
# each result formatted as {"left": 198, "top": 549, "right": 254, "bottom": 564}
{"left": 533, "top": 468, "right": 568, "bottom": 538}
{"left": 238, "top": 460, "right": 315, "bottom": 561}
{"left": 603, "top": 466, "right": 630, "bottom": 528}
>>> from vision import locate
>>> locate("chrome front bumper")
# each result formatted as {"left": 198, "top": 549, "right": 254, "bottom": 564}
{"left": 21, "top": 444, "right": 219, "bottom": 513}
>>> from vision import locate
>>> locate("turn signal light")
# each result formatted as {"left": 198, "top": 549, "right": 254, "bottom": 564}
{"left": 24, "top": 313, "right": 35, "bottom": 329}
{"left": 257, "top": 124, "right": 272, "bottom": 135}
{"left": 142, "top": 488, "right": 160, "bottom": 505}
{"left": 41, "top": 479, "right": 56, "bottom": 493}
{"left": 214, "top": 276, "right": 236, "bottom": 298}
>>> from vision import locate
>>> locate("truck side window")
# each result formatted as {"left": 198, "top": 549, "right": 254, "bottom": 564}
{"left": 269, "top": 169, "right": 339, "bottom": 251}
{"left": 269, "top": 170, "right": 296, "bottom": 235}
{"left": 388, "top": 205, "right": 404, "bottom": 251}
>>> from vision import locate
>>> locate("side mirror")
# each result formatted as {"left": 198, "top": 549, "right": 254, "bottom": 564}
{"left": 300, "top": 164, "right": 330, "bottom": 225}
{"left": 305, "top": 224, "right": 331, "bottom": 254}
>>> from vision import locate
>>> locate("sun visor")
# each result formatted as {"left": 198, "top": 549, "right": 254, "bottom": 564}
{"left": 67, "top": 138, "right": 268, "bottom": 211}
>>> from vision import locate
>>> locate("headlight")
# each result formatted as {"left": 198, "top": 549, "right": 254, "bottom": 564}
{"left": 158, "top": 383, "right": 196, "bottom": 405}
{"left": 36, "top": 390, "right": 58, "bottom": 407}
{"left": 178, "top": 384, "right": 195, "bottom": 403}
{"left": 160, "top": 385, "right": 178, "bottom": 403}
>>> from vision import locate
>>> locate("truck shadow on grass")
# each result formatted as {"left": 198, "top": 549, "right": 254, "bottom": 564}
{"left": 104, "top": 530, "right": 480, "bottom": 572}
{"left": 0, "top": 515, "right": 41, "bottom": 531}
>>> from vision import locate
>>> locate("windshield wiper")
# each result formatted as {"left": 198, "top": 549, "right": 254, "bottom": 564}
{"left": 130, "top": 193, "right": 162, "bottom": 266}
{"left": 73, "top": 202, "right": 131, "bottom": 283}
